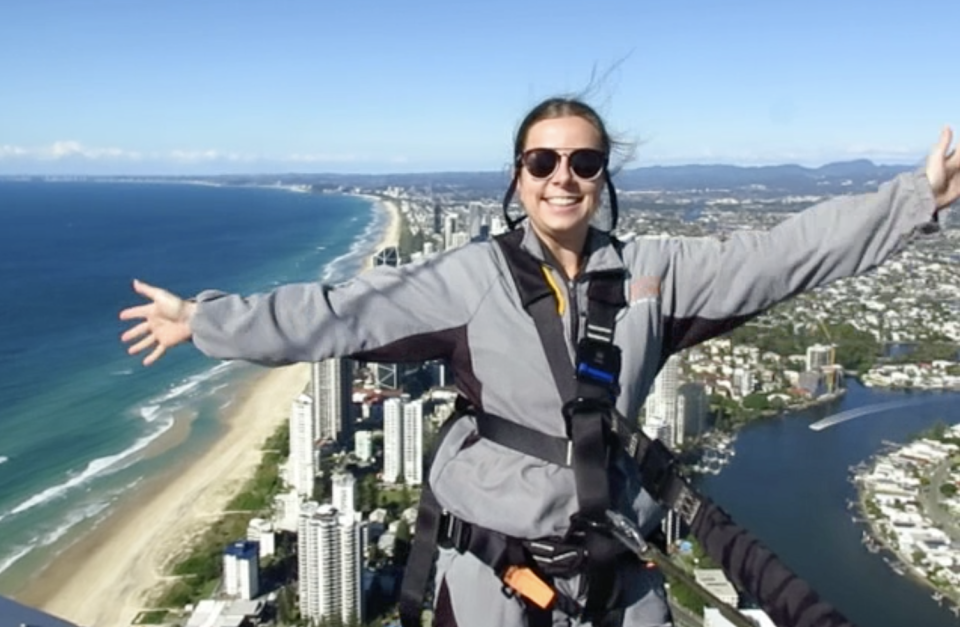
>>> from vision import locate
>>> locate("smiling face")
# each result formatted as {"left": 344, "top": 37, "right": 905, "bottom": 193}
{"left": 516, "top": 115, "right": 606, "bottom": 250}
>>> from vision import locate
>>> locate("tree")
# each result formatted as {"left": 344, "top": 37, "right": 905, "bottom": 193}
{"left": 939, "top": 483, "right": 958, "bottom": 498}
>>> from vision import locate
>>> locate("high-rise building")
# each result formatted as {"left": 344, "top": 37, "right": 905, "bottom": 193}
{"left": 373, "top": 246, "right": 399, "bottom": 267}
{"left": 374, "top": 363, "right": 399, "bottom": 390}
{"left": 443, "top": 214, "right": 458, "bottom": 251}
{"left": 468, "top": 204, "right": 484, "bottom": 241}
{"left": 247, "top": 518, "right": 276, "bottom": 558}
{"left": 806, "top": 344, "right": 834, "bottom": 372}
{"left": 677, "top": 382, "right": 709, "bottom": 443}
{"left": 645, "top": 355, "right": 680, "bottom": 447}
{"left": 383, "top": 397, "right": 404, "bottom": 483}
{"left": 289, "top": 393, "right": 316, "bottom": 497}
{"left": 403, "top": 400, "right": 424, "bottom": 486}
{"left": 298, "top": 503, "right": 364, "bottom": 624}
{"left": 354, "top": 430, "right": 373, "bottom": 462}
{"left": 433, "top": 201, "right": 442, "bottom": 235}
{"left": 223, "top": 540, "right": 260, "bottom": 600}
{"left": 332, "top": 472, "right": 357, "bottom": 516}
{"left": 312, "top": 359, "right": 354, "bottom": 444}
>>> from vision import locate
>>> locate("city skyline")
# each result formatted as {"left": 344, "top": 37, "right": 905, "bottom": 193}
{"left": 2, "top": 0, "right": 956, "bottom": 175}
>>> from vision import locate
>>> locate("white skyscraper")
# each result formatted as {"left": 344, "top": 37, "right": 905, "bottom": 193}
{"left": 354, "top": 430, "right": 373, "bottom": 462}
{"left": 223, "top": 540, "right": 259, "bottom": 600}
{"left": 443, "top": 213, "right": 458, "bottom": 251}
{"left": 806, "top": 344, "right": 834, "bottom": 372}
{"left": 403, "top": 400, "right": 424, "bottom": 486}
{"left": 298, "top": 503, "right": 364, "bottom": 624}
{"left": 383, "top": 397, "right": 404, "bottom": 484}
{"left": 288, "top": 394, "right": 316, "bottom": 498}
{"left": 247, "top": 518, "right": 276, "bottom": 558}
{"left": 332, "top": 472, "right": 357, "bottom": 516}
{"left": 312, "top": 358, "right": 354, "bottom": 443}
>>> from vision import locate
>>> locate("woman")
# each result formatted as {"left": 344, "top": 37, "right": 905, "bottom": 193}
{"left": 120, "top": 97, "right": 960, "bottom": 627}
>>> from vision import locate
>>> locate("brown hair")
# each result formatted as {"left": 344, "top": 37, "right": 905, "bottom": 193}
{"left": 502, "top": 96, "right": 629, "bottom": 231}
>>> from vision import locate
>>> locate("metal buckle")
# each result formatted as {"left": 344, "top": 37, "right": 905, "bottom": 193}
{"left": 575, "top": 337, "right": 622, "bottom": 393}
{"left": 439, "top": 512, "right": 471, "bottom": 553}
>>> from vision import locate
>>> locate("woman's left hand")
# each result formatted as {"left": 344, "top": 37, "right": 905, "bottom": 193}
{"left": 926, "top": 126, "right": 960, "bottom": 210}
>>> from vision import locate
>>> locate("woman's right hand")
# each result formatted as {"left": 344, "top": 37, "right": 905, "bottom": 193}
{"left": 119, "top": 279, "right": 197, "bottom": 366}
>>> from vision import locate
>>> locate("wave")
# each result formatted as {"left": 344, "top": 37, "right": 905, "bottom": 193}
{"left": 0, "top": 492, "right": 119, "bottom": 575}
{"left": 0, "top": 417, "right": 173, "bottom": 524}
{"left": 0, "top": 456, "right": 7, "bottom": 466}
{"left": 320, "top": 201, "right": 388, "bottom": 284}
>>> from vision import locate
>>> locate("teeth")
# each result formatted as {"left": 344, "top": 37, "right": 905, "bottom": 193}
{"left": 546, "top": 197, "right": 580, "bottom": 206}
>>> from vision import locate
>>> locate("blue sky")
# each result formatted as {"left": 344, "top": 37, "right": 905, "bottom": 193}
{"left": 0, "top": 0, "right": 956, "bottom": 175}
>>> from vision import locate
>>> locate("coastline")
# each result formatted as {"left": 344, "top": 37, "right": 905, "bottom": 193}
{"left": 15, "top": 193, "right": 402, "bottom": 626}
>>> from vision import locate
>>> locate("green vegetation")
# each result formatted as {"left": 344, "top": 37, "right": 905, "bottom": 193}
{"left": 133, "top": 610, "right": 168, "bottom": 624}
{"left": 726, "top": 321, "right": 881, "bottom": 373}
{"left": 665, "top": 575, "right": 707, "bottom": 615}
{"left": 151, "top": 423, "right": 289, "bottom": 609}
{"left": 940, "top": 483, "right": 958, "bottom": 498}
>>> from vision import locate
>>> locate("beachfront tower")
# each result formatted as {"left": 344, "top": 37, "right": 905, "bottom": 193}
{"left": 312, "top": 358, "right": 354, "bottom": 444}
{"left": 223, "top": 540, "right": 260, "bottom": 600}
{"left": 247, "top": 518, "right": 276, "bottom": 558}
{"left": 383, "top": 397, "right": 404, "bottom": 484}
{"left": 289, "top": 393, "right": 317, "bottom": 498}
{"left": 298, "top": 503, "right": 364, "bottom": 624}
{"left": 402, "top": 400, "right": 424, "bottom": 486}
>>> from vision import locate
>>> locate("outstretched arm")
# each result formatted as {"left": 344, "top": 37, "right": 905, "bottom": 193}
{"left": 658, "top": 126, "right": 960, "bottom": 356}
{"left": 120, "top": 246, "right": 494, "bottom": 367}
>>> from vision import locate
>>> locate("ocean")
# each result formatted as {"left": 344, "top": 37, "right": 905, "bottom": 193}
{"left": 0, "top": 181, "right": 386, "bottom": 593}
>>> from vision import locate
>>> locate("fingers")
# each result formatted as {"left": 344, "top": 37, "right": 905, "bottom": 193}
{"left": 128, "top": 333, "right": 156, "bottom": 356}
{"left": 144, "top": 344, "right": 166, "bottom": 367}
{"left": 132, "top": 279, "right": 162, "bottom": 300}
{"left": 935, "top": 126, "right": 953, "bottom": 159}
{"left": 119, "top": 304, "right": 152, "bottom": 321}
{"left": 120, "top": 321, "right": 151, "bottom": 343}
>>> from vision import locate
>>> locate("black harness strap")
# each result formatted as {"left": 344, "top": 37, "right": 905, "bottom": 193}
{"left": 495, "top": 229, "right": 629, "bottom": 618}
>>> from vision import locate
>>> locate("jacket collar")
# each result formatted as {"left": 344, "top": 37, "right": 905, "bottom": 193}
{"left": 518, "top": 220, "right": 625, "bottom": 276}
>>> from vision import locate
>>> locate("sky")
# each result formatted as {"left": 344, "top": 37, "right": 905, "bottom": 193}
{"left": 1, "top": 0, "right": 957, "bottom": 175}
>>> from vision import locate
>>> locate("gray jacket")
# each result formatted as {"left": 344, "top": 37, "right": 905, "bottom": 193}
{"left": 191, "top": 170, "right": 937, "bottom": 540}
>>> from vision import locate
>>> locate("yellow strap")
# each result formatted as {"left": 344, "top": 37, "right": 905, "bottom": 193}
{"left": 540, "top": 266, "right": 565, "bottom": 316}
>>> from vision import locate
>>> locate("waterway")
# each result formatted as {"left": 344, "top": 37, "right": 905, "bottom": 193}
{"left": 697, "top": 379, "right": 959, "bottom": 627}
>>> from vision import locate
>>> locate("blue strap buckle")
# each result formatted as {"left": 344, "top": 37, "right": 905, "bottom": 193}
{"left": 575, "top": 338, "right": 621, "bottom": 393}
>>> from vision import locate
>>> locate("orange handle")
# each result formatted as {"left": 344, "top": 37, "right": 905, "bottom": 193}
{"left": 503, "top": 566, "right": 556, "bottom": 609}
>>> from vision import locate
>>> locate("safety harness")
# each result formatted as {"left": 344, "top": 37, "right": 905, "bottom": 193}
{"left": 399, "top": 228, "right": 859, "bottom": 627}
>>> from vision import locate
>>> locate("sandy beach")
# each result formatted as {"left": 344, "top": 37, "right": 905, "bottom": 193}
{"left": 18, "top": 194, "right": 402, "bottom": 627}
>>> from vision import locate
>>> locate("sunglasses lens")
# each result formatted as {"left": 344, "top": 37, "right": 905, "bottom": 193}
{"left": 523, "top": 149, "right": 559, "bottom": 178}
{"left": 571, "top": 150, "right": 605, "bottom": 179}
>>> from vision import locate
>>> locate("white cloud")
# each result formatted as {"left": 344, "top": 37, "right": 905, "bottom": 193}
{"left": 0, "top": 142, "right": 367, "bottom": 166}
{"left": 0, "top": 141, "right": 143, "bottom": 161}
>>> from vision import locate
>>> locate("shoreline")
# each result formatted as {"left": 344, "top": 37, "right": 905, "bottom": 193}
{"left": 15, "top": 194, "right": 402, "bottom": 626}
{"left": 854, "top": 454, "right": 960, "bottom": 609}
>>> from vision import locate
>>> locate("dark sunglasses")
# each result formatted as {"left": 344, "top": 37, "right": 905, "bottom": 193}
{"left": 519, "top": 148, "right": 607, "bottom": 181}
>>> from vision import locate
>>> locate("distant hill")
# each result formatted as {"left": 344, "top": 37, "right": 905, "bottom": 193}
{"left": 5, "top": 159, "right": 917, "bottom": 195}
{"left": 613, "top": 159, "right": 916, "bottom": 192}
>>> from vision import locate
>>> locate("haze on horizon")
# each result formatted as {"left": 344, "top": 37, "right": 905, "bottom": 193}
{"left": 1, "top": 0, "right": 956, "bottom": 176}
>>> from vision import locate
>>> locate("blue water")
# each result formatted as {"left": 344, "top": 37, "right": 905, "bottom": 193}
{"left": 700, "top": 381, "right": 960, "bottom": 627}
{"left": 0, "top": 181, "right": 385, "bottom": 590}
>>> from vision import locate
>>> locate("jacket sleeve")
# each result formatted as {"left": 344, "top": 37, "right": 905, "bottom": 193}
{"left": 189, "top": 245, "right": 493, "bottom": 366}
{"left": 660, "top": 169, "right": 939, "bottom": 356}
